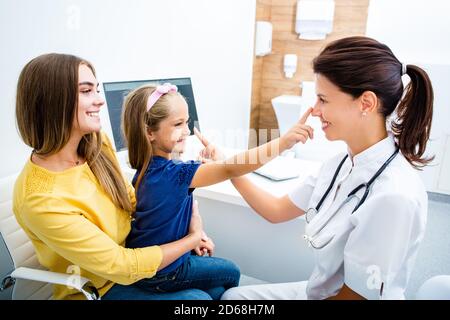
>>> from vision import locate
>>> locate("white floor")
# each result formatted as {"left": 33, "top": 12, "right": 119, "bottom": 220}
{"left": 239, "top": 274, "right": 268, "bottom": 287}
{"left": 406, "top": 194, "right": 450, "bottom": 299}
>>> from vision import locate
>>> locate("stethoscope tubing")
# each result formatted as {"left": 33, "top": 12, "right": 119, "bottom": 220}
{"left": 304, "top": 147, "right": 400, "bottom": 249}
{"left": 313, "top": 148, "right": 399, "bottom": 214}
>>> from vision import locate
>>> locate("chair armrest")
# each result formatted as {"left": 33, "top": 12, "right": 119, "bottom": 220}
{"left": 10, "top": 267, "right": 100, "bottom": 300}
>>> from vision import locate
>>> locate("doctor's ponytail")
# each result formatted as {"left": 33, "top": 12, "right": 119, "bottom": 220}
{"left": 313, "top": 36, "right": 434, "bottom": 169}
{"left": 394, "top": 65, "right": 434, "bottom": 168}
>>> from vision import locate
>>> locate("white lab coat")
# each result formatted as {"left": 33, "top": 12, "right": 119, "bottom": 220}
{"left": 222, "top": 135, "right": 427, "bottom": 300}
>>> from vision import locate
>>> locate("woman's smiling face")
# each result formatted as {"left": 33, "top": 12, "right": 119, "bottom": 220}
{"left": 74, "top": 64, "right": 105, "bottom": 136}
{"left": 311, "top": 73, "right": 361, "bottom": 143}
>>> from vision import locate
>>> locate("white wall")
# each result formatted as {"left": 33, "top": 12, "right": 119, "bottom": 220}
{"left": 367, "top": 0, "right": 450, "bottom": 65}
{"left": 0, "top": 0, "right": 256, "bottom": 177}
{"left": 367, "top": 0, "right": 450, "bottom": 194}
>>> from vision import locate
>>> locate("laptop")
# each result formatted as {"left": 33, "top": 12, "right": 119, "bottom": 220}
{"left": 103, "top": 77, "right": 200, "bottom": 152}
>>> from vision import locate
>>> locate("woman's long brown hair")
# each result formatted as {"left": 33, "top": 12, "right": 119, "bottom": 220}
{"left": 16, "top": 53, "right": 132, "bottom": 212}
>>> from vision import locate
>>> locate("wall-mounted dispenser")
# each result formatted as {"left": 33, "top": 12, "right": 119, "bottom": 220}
{"left": 283, "top": 54, "right": 297, "bottom": 78}
{"left": 255, "top": 21, "right": 272, "bottom": 56}
{"left": 295, "top": 0, "right": 335, "bottom": 40}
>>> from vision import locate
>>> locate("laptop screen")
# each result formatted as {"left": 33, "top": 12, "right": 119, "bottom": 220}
{"left": 103, "top": 77, "right": 200, "bottom": 151}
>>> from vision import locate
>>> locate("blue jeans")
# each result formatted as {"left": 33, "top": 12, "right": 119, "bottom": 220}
{"left": 103, "top": 255, "right": 240, "bottom": 300}
{"left": 135, "top": 255, "right": 240, "bottom": 300}
{"left": 102, "top": 283, "right": 212, "bottom": 300}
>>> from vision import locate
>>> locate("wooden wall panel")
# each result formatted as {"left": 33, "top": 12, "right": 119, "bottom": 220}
{"left": 249, "top": 0, "right": 273, "bottom": 147}
{"left": 249, "top": 0, "right": 369, "bottom": 145}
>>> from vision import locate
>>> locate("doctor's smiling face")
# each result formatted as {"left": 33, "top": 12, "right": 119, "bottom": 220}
{"left": 312, "top": 74, "right": 365, "bottom": 143}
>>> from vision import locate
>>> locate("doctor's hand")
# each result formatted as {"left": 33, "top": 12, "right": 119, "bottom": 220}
{"left": 280, "top": 107, "right": 314, "bottom": 150}
{"left": 194, "top": 127, "right": 226, "bottom": 163}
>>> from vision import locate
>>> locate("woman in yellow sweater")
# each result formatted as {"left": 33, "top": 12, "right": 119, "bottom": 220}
{"left": 13, "top": 53, "right": 208, "bottom": 300}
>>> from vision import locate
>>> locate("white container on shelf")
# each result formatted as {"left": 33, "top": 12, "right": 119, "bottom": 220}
{"left": 255, "top": 21, "right": 272, "bottom": 56}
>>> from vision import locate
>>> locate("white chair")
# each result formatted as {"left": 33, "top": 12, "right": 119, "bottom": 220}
{"left": 0, "top": 174, "right": 99, "bottom": 300}
{"left": 415, "top": 275, "right": 450, "bottom": 300}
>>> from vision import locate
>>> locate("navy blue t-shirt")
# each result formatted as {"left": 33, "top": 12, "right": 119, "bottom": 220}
{"left": 126, "top": 156, "right": 201, "bottom": 275}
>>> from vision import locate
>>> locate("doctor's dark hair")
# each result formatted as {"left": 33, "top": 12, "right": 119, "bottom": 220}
{"left": 313, "top": 36, "right": 434, "bottom": 169}
{"left": 16, "top": 53, "right": 132, "bottom": 212}
{"left": 121, "top": 85, "right": 178, "bottom": 193}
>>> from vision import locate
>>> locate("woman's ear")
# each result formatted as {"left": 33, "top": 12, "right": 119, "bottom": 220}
{"left": 360, "top": 91, "right": 378, "bottom": 114}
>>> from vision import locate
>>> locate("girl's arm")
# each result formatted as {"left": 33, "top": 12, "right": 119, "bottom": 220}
{"left": 231, "top": 176, "right": 305, "bottom": 223}
{"left": 190, "top": 108, "right": 313, "bottom": 188}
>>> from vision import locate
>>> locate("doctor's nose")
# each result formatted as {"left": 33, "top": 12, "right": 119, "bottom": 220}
{"left": 311, "top": 103, "right": 321, "bottom": 117}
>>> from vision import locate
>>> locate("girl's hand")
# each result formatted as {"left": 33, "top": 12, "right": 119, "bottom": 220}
{"left": 194, "top": 128, "right": 226, "bottom": 162}
{"left": 280, "top": 107, "right": 314, "bottom": 151}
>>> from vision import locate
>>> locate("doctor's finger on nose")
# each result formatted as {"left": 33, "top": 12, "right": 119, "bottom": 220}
{"left": 299, "top": 107, "right": 313, "bottom": 124}
{"left": 297, "top": 108, "right": 314, "bottom": 139}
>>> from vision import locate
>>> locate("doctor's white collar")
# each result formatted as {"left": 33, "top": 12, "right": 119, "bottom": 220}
{"left": 347, "top": 134, "right": 397, "bottom": 167}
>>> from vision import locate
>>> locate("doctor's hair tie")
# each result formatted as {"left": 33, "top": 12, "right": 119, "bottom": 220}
{"left": 401, "top": 63, "right": 407, "bottom": 76}
{"left": 146, "top": 83, "right": 178, "bottom": 111}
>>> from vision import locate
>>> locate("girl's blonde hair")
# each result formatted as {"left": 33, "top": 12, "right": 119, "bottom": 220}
{"left": 16, "top": 53, "right": 133, "bottom": 212}
{"left": 122, "top": 85, "right": 179, "bottom": 192}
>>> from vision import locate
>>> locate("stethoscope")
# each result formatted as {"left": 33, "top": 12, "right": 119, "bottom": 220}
{"left": 303, "top": 147, "right": 399, "bottom": 249}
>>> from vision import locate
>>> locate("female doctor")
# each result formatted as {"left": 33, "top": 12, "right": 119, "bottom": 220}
{"left": 221, "top": 36, "right": 434, "bottom": 300}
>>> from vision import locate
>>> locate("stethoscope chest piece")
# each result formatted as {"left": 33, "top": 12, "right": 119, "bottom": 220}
{"left": 305, "top": 207, "right": 318, "bottom": 224}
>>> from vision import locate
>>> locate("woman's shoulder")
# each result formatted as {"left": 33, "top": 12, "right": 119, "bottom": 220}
{"left": 100, "top": 131, "right": 114, "bottom": 148}
{"left": 383, "top": 154, "right": 427, "bottom": 196}
{"left": 14, "top": 160, "right": 56, "bottom": 198}
{"left": 97, "top": 131, "right": 124, "bottom": 169}
{"left": 100, "top": 131, "right": 117, "bottom": 155}
{"left": 370, "top": 155, "right": 428, "bottom": 218}
{"left": 14, "top": 163, "right": 67, "bottom": 219}
{"left": 14, "top": 157, "right": 100, "bottom": 210}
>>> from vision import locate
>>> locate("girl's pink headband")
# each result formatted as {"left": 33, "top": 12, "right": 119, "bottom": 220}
{"left": 146, "top": 83, "right": 178, "bottom": 111}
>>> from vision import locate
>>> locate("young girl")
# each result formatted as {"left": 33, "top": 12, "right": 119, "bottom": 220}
{"left": 122, "top": 83, "right": 313, "bottom": 300}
